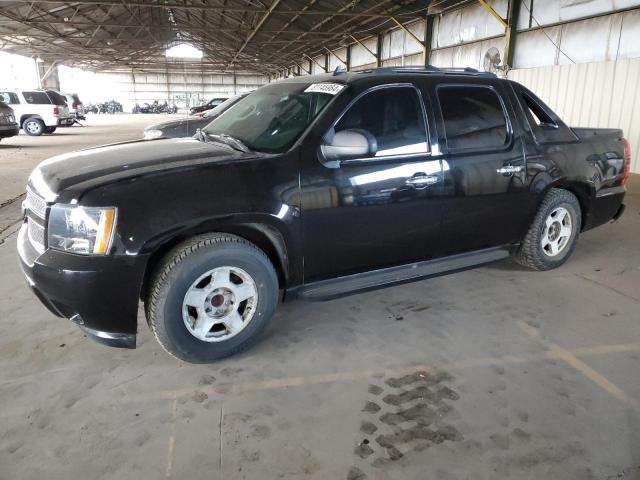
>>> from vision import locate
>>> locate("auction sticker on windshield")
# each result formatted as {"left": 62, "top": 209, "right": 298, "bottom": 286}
{"left": 304, "top": 83, "right": 345, "bottom": 95}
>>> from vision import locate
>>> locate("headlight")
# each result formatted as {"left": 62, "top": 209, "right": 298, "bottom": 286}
{"left": 144, "top": 129, "right": 163, "bottom": 140}
{"left": 48, "top": 205, "right": 117, "bottom": 255}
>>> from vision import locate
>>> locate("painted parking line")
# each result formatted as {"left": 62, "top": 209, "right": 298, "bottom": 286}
{"left": 157, "top": 341, "right": 640, "bottom": 401}
{"left": 517, "top": 320, "right": 638, "bottom": 408}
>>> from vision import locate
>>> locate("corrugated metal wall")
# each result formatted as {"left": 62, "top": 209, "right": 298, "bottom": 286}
{"left": 60, "top": 70, "right": 266, "bottom": 111}
{"left": 508, "top": 58, "right": 640, "bottom": 173}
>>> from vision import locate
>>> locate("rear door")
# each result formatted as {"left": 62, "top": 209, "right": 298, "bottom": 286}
{"left": 433, "top": 80, "right": 536, "bottom": 255}
{"left": 300, "top": 83, "right": 444, "bottom": 282}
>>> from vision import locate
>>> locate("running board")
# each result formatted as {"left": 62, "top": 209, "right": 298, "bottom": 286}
{"left": 295, "top": 247, "right": 510, "bottom": 301}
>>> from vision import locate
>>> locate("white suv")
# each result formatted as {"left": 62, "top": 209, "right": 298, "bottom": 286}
{"left": 0, "top": 89, "right": 72, "bottom": 136}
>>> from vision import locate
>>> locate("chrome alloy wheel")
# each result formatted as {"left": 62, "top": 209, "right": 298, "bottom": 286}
{"left": 541, "top": 206, "right": 573, "bottom": 257}
{"left": 24, "top": 120, "right": 41, "bottom": 134}
{"left": 182, "top": 266, "right": 258, "bottom": 342}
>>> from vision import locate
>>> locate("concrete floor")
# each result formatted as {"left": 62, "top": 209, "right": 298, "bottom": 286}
{"left": 1, "top": 115, "right": 639, "bottom": 480}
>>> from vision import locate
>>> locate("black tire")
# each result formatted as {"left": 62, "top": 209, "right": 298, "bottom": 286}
{"left": 23, "top": 117, "right": 45, "bottom": 136}
{"left": 515, "top": 188, "right": 581, "bottom": 271}
{"left": 147, "top": 233, "right": 279, "bottom": 363}
{"left": 44, "top": 126, "right": 57, "bottom": 134}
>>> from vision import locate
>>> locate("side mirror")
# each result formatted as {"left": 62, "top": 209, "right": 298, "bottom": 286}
{"left": 321, "top": 129, "right": 377, "bottom": 163}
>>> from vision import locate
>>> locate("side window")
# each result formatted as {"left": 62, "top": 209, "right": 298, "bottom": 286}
{"left": 23, "top": 91, "right": 52, "bottom": 104}
{"left": 0, "top": 92, "right": 19, "bottom": 104}
{"left": 437, "top": 86, "right": 509, "bottom": 151}
{"left": 522, "top": 92, "right": 556, "bottom": 128}
{"left": 516, "top": 86, "right": 576, "bottom": 143}
{"left": 334, "top": 86, "right": 428, "bottom": 157}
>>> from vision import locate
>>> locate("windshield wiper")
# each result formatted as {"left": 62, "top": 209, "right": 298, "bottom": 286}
{"left": 208, "top": 133, "right": 251, "bottom": 153}
{"left": 193, "top": 128, "right": 208, "bottom": 143}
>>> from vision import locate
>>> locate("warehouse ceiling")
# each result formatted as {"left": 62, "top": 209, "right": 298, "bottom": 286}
{"left": 0, "top": 0, "right": 472, "bottom": 75}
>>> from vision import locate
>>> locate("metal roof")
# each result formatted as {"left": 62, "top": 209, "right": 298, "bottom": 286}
{"left": 0, "top": 0, "right": 471, "bottom": 75}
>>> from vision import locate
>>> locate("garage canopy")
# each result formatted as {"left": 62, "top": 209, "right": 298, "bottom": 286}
{"left": 0, "top": 0, "right": 472, "bottom": 75}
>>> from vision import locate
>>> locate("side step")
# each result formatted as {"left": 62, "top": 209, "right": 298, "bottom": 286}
{"left": 295, "top": 247, "right": 510, "bottom": 301}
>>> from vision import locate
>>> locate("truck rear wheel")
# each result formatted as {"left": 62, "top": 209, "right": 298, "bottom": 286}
{"left": 44, "top": 126, "right": 57, "bottom": 134}
{"left": 515, "top": 188, "right": 581, "bottom": 271}
{"left": 23, "top": 117, "right": 45, "bottom": 136}
{"left": 147, "top": 234, "right": 279, "bottom": 363}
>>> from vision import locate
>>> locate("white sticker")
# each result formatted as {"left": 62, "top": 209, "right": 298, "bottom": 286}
{"left": 304, "top": 83, "right": 345, "bottom": 95}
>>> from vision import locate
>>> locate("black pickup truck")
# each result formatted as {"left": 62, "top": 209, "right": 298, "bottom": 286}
{"left": 18, "top": 67, "right": 630, "bottom": 363}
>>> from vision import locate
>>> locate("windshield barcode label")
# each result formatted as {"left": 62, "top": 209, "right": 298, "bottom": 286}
{"left": 304, "top": 83, "right": 345, "bottom": 95}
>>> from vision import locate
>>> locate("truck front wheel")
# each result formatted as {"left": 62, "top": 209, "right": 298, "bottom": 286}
{"left": 516, "top": 188, "right": 581, "bottom": 271}
{"left": 146, "top": 234, "right": 279, "bottom": 363}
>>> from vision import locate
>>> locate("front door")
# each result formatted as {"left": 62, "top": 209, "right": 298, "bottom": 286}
{"left": 299, "top": 84, "right": 444, "bottom": 283}
{"left": 433, "top": 81, "right": 535, "bottom": 256}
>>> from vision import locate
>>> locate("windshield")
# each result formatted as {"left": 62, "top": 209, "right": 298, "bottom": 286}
{"left": 203, "top": 82, "right": 337, "bottom": 154}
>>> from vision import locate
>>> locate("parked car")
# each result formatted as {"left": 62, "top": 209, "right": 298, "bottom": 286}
{"left": 144, "top": 94, "right": 248, "bottom": 139}
{"left": 189, "top": 97, "right": 228, "bottom": 115}
{"left": 0, "top": 89, "right": 72, "bottom": 135}
{"left": 63, "top": 93, "right": 85, "bottom": 122}
{"left": 18, "top": 67, "right": 630, "bottom": 362}
{"left": 0, "top": 101, "right": 19, "bottom": 142}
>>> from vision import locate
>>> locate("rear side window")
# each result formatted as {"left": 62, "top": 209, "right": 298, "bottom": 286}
{"left": 438, "top": 86, "right": 508, "bottom": 151}
{"left": 23, "top": 91, "right": 52, "bottom": 104}
{"left": 335, "top": 86, "right": 428, "bottom": 157}
{"left": 515, "top": 86, "right": 576, "bottom": 143}
{"left": 0, "top": 92, "right": 19, "bottom": 104}
{"left": 46, "top": 91, "right": 67, "bottom": 105}
{"left": 522, "top": 92, "right": 556, "bottom": 127}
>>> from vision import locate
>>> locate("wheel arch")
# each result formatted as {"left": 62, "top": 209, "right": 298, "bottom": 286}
{"left": 20, "top": 114, "right": 43, "bottom": 126}
{"left": 139, "top": 220, "right": 292, "bottom": 303}
{"left": 547, "top": 180, "right": 594, "bottom": 231}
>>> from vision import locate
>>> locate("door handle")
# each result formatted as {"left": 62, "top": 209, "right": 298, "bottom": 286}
{"left": 406, "top": 174, "right": 439, "bottom": 188}
{"left": 496, "top": 165, "right": 524, "bottom": 175}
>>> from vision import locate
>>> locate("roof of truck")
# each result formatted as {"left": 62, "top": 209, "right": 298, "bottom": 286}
{"left": 277, "top": 65, "right": 499, "bottom": 85}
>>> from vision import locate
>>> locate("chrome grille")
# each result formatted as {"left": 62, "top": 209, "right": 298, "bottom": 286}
{"left": 26, "top": 188, "right": 47, "bottom": 219}
{"left": 27, "top": 217, "right": 45, "bottom": 253}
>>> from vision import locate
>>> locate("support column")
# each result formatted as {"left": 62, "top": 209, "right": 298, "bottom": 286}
{"left": 505, "top": 0, "right": 521, "bottom": 69}
{"left": 233, "top": 69, "right": 237, "bottom": 95}
{"left": 424, "top": 15, "right": 435, "bottom": 66}
{"left": 37, "top": 60, "right": 60, "bottom": 91}
{"left": 346, "top": 44, "right": 351, "bottom": 72}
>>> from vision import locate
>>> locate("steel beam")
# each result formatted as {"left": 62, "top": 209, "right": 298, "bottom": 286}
{"left": 304, "top": 53, "right": 327, "bottom": 73}
{"left": 5, "top": 0, "right": 409, "bottom": 17}
{"left": 350, "top": 34, "right": 378, "bottom": 63}
{"left": 226, "top": 0, "right": 281, "bottom": 70}
{"left": 477, "top": 0, "right": 508, "bottom": 29}
{"left": 324, "top": 47, "right": 347, "bottom": 68}
{"left": 390, "top": 16, "right": 426, "bottom": 65}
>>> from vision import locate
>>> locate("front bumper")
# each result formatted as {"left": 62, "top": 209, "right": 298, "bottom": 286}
{"left": 18, "top": 221, "right": 146, "bottom": 349}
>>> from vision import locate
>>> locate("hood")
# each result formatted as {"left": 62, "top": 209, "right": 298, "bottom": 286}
{"left": 145, "top": 116, "right": 210, "bottom": 133}
{"left": 29, "top": 138, "right": 257, "bottom": 201}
